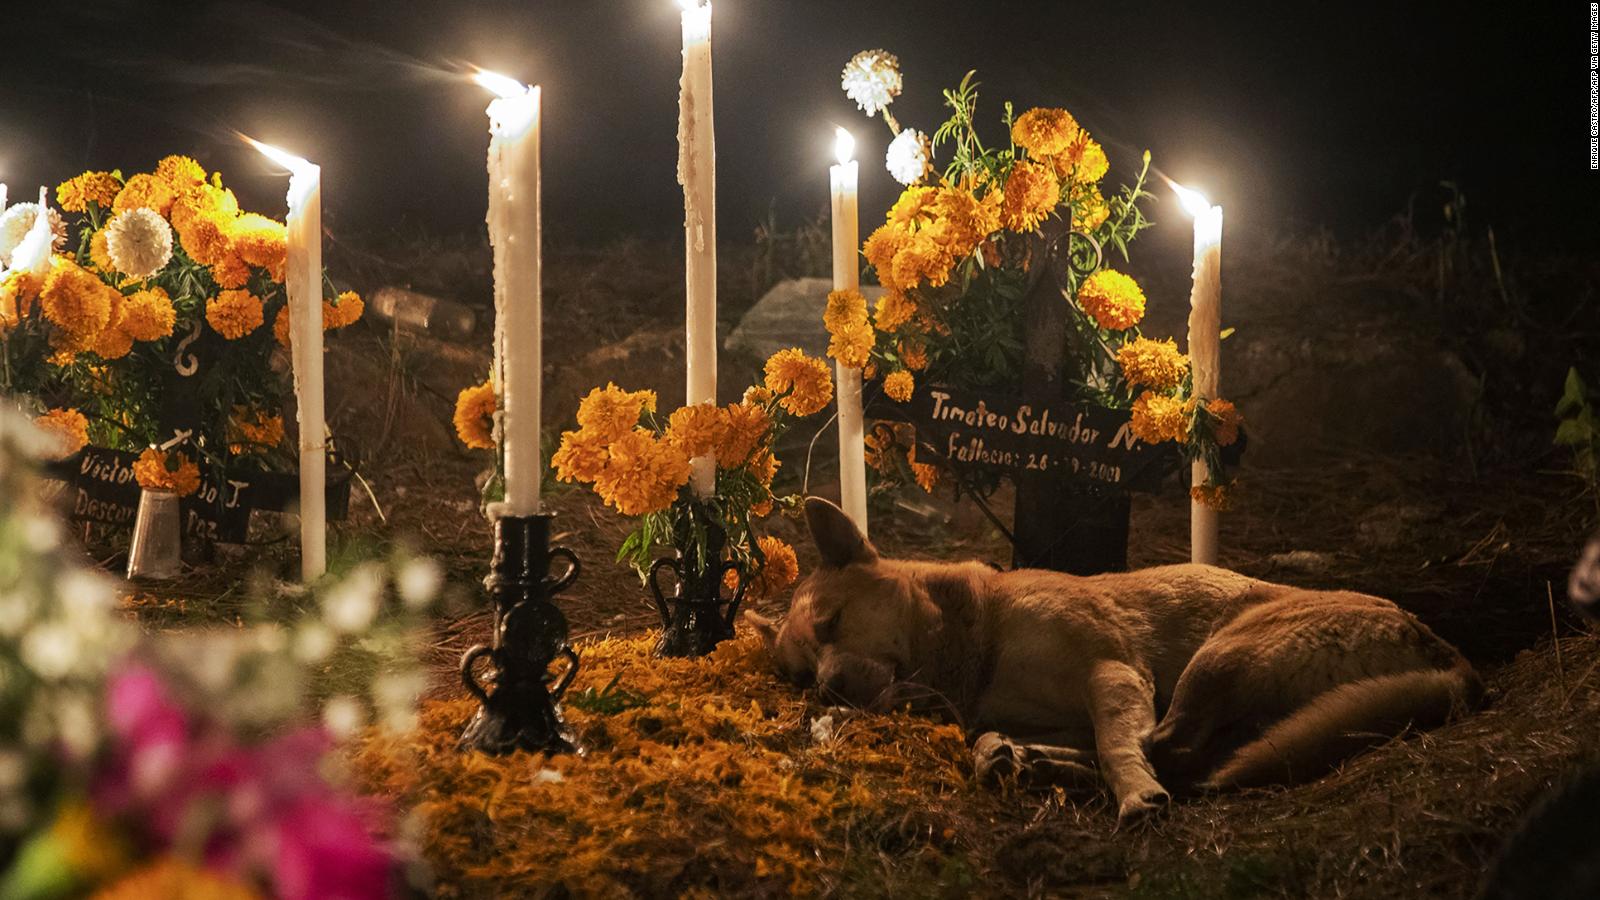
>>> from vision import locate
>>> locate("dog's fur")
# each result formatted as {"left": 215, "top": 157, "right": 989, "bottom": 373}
{"left": 748, "top": 499, "right": 1482, "bottom": 823}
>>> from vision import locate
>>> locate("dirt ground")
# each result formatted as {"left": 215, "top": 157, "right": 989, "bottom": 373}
{"left": 104, "top": 226, "right": 1600, "bottom": 898}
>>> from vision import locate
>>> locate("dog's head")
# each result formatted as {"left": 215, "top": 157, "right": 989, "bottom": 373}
{"left": 744, "top": 498, "right": 947, "bottom": 710}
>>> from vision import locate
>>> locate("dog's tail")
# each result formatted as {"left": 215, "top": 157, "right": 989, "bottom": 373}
{"left": 1204, "top": 660, "right": 1482, "bottom": 790}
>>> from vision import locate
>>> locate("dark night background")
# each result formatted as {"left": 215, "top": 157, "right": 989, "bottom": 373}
{"left": 0, "top": 1, "right": 1591, "bottom": 249}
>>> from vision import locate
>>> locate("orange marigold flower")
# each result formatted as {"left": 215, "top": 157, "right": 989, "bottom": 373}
{"left": 576, "top": 383, "right": 658, "bottom": 443}
{"left": 828, "top": 319, "right": 875, "bottom": 370}
{"left": 154, "top": 155, "right": 208, "bottom": 193}
{"left": 728, "top": 535, "right": 800, "bottom": 602}
{"left": 718, "top": 400, "right": 771, "bottom": 467}
{"left": 552, "top": 428, "right": 608, "bottom": 483}
{"left": 39, "top": 258, "right": 115, "bottom": 348}
{"left": 1012, "top": 107, "right": 1080, "bottom": 157}
{"left": 324, "top": 290, "right": 365, "bottom": 330}
{"left": 763, "top": 348, "right": 833, "bottom": 416}
{"left": 0, "top": 271, "right": 40, "bottom": 334}
{"left": 1071, "top": 184, "right": 1110, "bottom": 232}
{"left": 453, "top": 380, "right": 498, "bottom": 450}
{"left": 1116, "top": 337, "right": 1189, "bottom": 391}
{"left": 746, "top": 448, "right": 781, "bottom": 486}
{"left": 1001, "top": 160, "right": 1059, "bottom": 233}
{"left": 1130, "top": 390, "right": 1190, "bottom": 444}
{"left": 91, "top": 323, "right": 134, "bottom": 361}
{"left": 133, "top": 447, "right": 202, "bottom": 497}
{"left": 1207, "top": 398, "right": 1243, "bottom": 447}
{"left": 89, "top": 228, "right": 115, "bottom": 272}
{"left": 34, "top": 408, "right": 89, "bottom": 459}
{"left": 113, "top": 173, "right": 178, "bottom": 217}
{"left": 873, "top": 290, "right": 916, "bottom": 332}
{"left": 1056, "top": 134, "right": 1110, "bottom": 185}
{"left": 1190, "top": 482, "right": 1232, "bottom": 510}
{"left": 211, "top": 251, "right": 252, "bottom": 289}
{"left": 862, "top": 224, "right": 911, "bottom": 291}
{"left": 593, "top": 429, "right": 690, "bottom": 516}
{"left": 887, "top": 186, "right": 939, "bottom": 229}
{"left": 227, "top": 213, "right": 288, "bottom": 275}
{"left": 272, "top": 305, "right": 291, "bottom": 347}
{"left": 205, "top": 289, "right": 264, "bottom": 339}
{"left": 56, "top": 171, "right": 122, "bottom": 213}
{"left": 883, "top": 369, "right": 915, "bottom": 403}
{"left": 823, "top": 288, "right": 868, "bottom": 332}
{"left": 119, "top": 287, "right": 176, "bottom": 341}
{"left": 228, "top": 407, "right": 285, "bottom": 455}
{"left": 665, "top": 403, "right": 729, "bottom": 459}
{"left": 897, "top": 339, "right": 928, "bottom": 372}
{"left": 1077, "top": 269, "right": 1146, "bottom": 331}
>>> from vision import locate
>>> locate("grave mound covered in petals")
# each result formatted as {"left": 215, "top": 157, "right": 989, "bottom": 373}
{"left": 349, "top": 634, "right": 973, "bottom": 897}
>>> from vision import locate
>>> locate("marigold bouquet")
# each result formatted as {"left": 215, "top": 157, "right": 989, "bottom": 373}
{"left": 0, "top": 156, "right": 363, "bottom": 498}
{"left": 455, "top": 348, "right": 829, "bottom": 598}
{"left": 834, "top": 54, "right": 1241, "bottom": 504}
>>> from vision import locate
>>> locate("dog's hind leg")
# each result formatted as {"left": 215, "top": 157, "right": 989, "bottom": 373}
{"left": 972, "top": 732, "right": 1099, "bottom": 792}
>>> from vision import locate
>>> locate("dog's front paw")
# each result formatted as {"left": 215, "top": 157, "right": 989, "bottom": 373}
{"left": 1115, "top": 786, "right": 1171, "bottom": 829}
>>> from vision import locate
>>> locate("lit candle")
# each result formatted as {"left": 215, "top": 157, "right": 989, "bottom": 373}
{"left": 1172, "top": 181, "right": 1223, "bottom": 566}
{"left": 678, "top": 0, "right": 717, "bottom": 496}
{"left": 830, "top": 127, "right": 867, "bottom": 536}
{"left": 247, "top": 139, "right": 326, "bottom": 581}
{"left": 478, "top": 70, "right": 543, "bottom": 517}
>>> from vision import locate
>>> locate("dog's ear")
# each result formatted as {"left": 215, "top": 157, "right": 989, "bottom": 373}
{"left": 805, "top": 497, "right": 878, "bottom": 569}
{"left": 742, "top": 609, "right": 779, "bottom": 650}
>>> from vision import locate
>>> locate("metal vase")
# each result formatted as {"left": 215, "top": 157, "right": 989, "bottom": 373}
{"left": 650, "top": 518, "right": 746, "bottom": 658}
{"left": 458, "top": 513, "right": 583, "bottom": 756}
{"left": 127, "top": 489, "right": 182, "bottom": 580}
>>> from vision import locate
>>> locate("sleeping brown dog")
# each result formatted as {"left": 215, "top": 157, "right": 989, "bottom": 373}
{"left": 747, "top": 499, "right": 1481, "bottom": 824}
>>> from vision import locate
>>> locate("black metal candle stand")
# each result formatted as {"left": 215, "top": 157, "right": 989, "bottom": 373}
{"left": 459, "top": 513, "right": 583, "bottom": 756}
{"left": 649, "top": 522, "right": 746, "bottom": 659}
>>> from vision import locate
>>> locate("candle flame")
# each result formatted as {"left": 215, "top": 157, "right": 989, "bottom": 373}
{"left": 678, "top": 0, "right": 706, "bottom": 9}
{"left": 243, "top": 136, "right": 316, "bottom": 177}
{"left": 474, "top": 69, "right": 531, "bottom": 100}
{"left": 834, "top": 127, "right": 855, "bottom": 166}
{"left": 1168, "top": 180, "right": 1214, "bottom": 218}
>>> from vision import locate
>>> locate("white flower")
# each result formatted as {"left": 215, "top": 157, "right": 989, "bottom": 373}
{"left": 322, "top": 695, "right": 368, "bottom": 738}
{"left": 841, "top": 49, "right": 902, "bottom": 118}
{"left": 809, "top": 713, "right": 835, "bottom": 744}
{"left": 293, "top": 622, "right": 338, "bottom": 663}
{"left": 373, "top": 669, "right": 427, "bottom": 732}
{"left": 0, "top": 203, "right": 65, "bottom": 267}
{"left": 885, "top": 128, "right": 932, "bottom": 185}
{"left": 21, "top": 622, "right": 81, "bottom": 679}
{"left": 395, "top": 557, "right": 443, "bottom": 610}
{"left": 321, "top": 562, "right": 385, "bottom": 634}
{"left": 104, "top": 208, "right": 173, "bottom": 280}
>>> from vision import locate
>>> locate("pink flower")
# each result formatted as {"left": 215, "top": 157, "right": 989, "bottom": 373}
{"left": 273, "top": 796, "right": 396, "bottom": 900}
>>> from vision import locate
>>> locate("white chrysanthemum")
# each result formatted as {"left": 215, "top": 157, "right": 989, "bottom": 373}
{"left": 885, "top": 128, "right": 932, "bottom": 185}
{"left": 104, "top": 208, "right": 174, "bottom": 280}
{"left": 0, "top": 203, "right": 66, "bottom": 267}
{"left": 841, "top": 49, "right": 902, "bottom": 118}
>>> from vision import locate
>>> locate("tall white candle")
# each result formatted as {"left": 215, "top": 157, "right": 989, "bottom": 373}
{"left": 1174, "top": 182, "right": 1223, "bottom": 566}
{"left": 249, "top": 139, "right": 326, "bottom": 581}
{"left": 479, "top": 71, "right": 543, "bottom": 517}
{"left": 678, "top": 0, "right": 717, "bottom": 497}
{"left": 829, "top": 127, "right": 867, "bottom": 537}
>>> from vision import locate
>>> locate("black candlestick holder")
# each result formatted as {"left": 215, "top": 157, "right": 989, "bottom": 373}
{"left": 649, "top": 519, "right": 746, "bottom": 658}
{"left": 459, "top": 513, "right": 582, "bottom": 755}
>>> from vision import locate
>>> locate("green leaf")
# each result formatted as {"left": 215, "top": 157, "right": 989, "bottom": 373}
{"left": 1555, "top": 367, "right": 1588, "bottom": 418}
